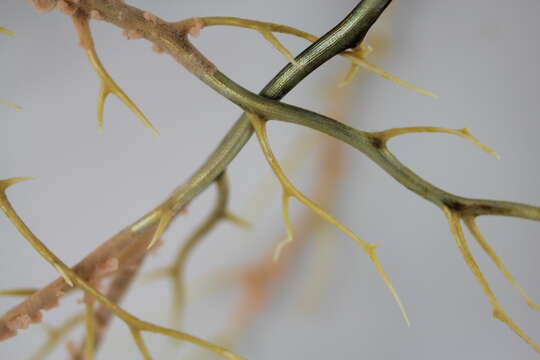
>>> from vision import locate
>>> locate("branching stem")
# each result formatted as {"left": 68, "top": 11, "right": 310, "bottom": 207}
{"left": 0, "top": 179, "right": 244, "bottom": 360}
{"left": 71, "top": 15, "right": 158, "bottom": 135}
{"left": 248, "top": 112, "right": 410, "bottom": 326}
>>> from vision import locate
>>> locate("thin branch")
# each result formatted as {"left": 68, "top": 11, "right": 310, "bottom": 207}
{"left": 144, "top": 173, "right": 235, "bottom": 330}
{"left": 0, "top": 179, "right": 244, "bottom": 360}
{"left": 201, "top": 16, "right": 435, "bottom": 97}
{"left": 463, "top": 216, "right": 540, "bottom": 311}
{"left": 0, "top": 26, "right": 14, "bottom": 35}
{"left": 375, "top": 126, "right": 500, "bottom": 158}
{"left": 248, "top": 112, "right": 410, "bottom": 326}
{"left": 72, "top": 257, "right": 146, "bottom": 360}
{"left": 0, "top": 289, "right": 37, "bottom": 297}
{"left": 443, "top": 208, "right": 540, "bottom": 353}
{"left": 83, "top": 302, "right": 95, "bottom": 360}
{"left": 0, "top": 99, "right": 22, "bottom": 110}
{"left": 71, "top": 15, "right": 158, "bottom": 135}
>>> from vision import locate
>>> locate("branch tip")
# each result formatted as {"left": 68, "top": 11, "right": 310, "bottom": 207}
{"left": 0, "top": 27, "right": 14, "bottom": 36}
{"left": 443, "top": 207, "right": 540, "bottom": 354}
{"left": 248, "top": 113, "right": 409, "bottom": 325}
{"left": 147, "top": 207, "right": 174, "bottom": 250}
{"left": 258, "top": 30, "right": 298, "bottom": 66}
{"left": 72, "top": 16, "right": 159, "bottom": 136}
{"left": 0, "top": 99, "right": 23, "bottom": 110}
{"left": 224, "top": 212, "right": 252, "bottom": 229}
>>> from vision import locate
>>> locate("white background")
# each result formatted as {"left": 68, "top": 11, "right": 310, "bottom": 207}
{"left": 1, "top": 0, "right": 540, "bottom": 359}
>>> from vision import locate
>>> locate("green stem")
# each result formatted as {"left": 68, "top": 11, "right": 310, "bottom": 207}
{"left": 124, "top": 0, "right": 392, "bottom": 231}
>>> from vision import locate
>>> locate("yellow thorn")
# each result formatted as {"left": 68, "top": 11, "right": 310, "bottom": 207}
{"left": 338, "top": 44, "right": 373, "bottom": 87}
{"left": 147, "top": 206, "right": 174, "bottom": 250}
{"left": 248, "top": 113, "right": 409, "bottom": 325}
{"left": 378, "top": 126, "right": 500, "bottom": 159}
{"left": 346, "top": 55, "right": 438, "bottom": 98}
{"left": 464, "top": 217, "right": 540, "bottom": 312}
{"left": 0, "top": 99, "right": 22, "bottom": 110}
{"left": 443, "top": 207, "right": 540, "bottom": 354}
{"left": 273, "top": 193, "right": 294, "bottom": 261}
{"left": 86, "top": 48, "right": 159, "bottom": 136}
{"left": 0, "top": 288, "right": 37, "bottom": 297}
{"left": 223, "top": 211, "right": 252, "bottom": 229}
{"left": 72, "top": 16, "right": 158, "bottom": 135}
{"left": 459, "top": 128, "right": 500, "bottom": 159}
{"left": 338, "top": 63, "right": 360, "bottom": 87}
{"left": 223, "top": 350, "right": 246, "bottom": 360}
{"left": 0, "top": 26, "right": 14, "bottom": 36}
{"left": 0, "top": 177, "right": 35, "bottom": 193}
{"left": 258, "top": 30, "right": 298, "bottom": 66}
{"left": 54, "top": 264, "right": 74, "bottom": 287}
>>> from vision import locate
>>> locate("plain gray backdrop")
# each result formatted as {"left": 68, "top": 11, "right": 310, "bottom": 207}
{"left": 1, "top": 1, "right": 539, "bottom": 359}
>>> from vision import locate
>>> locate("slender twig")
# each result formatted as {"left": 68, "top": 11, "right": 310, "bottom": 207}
{"left": 72, "top": 257, "right": 146, "bottom": 360}
{"left": 0, "top": 289, "right": 37, "bottom": 297}
{"left": 0, "top": 179, "right": 244, "bottom": 360}
{"left": 247, "top": 112, "right": 410, "bottom": 326}
{"left": 71, "top": 15, "right": 158, "bottom": 135}
{"left": 143, "top": 173, "right": 236, "bottom": 330}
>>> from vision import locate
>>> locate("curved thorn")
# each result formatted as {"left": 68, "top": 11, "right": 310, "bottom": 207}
{"left": 273, "top": 193, "right": 294, "bottom": 261}
{"left": 223, "top": 211, "right": 252, "bottom": 229}
{"left": 0, "top": 26, "right": 14, "bottom": 36}
{"left": 54, "top": 264, "right": 73, "bottom": 287}
{"left": 460, "top": 128, "right": 500, "bottom": 159}
{"left": 0, "top": 288, "right": 37, "bottom": 297}
{"left": 443, "top": 207, "right": 540, "bottom": 354}
{"left": 147, "top": 207, "right": 174, "bottom": 250}
{"left": 338, "top": 63, "right": 360, "bottom": 87}
{"left": 0, "top": 177, "right": 34, "bottom": 193}
{"left": 464, "top": 216, "right": 540, "bottom": 312}
{"left": 97, "top": 84, "right": 109, "bottom": 131}
{"left": 248, "top": 113, "right": 409, "bottom": 325}
{"left": 346, "top": 55, "right": 438, "bottom": 98}
{"left": 258, "top": 30, "right": 298, "bottom": 66}
{"left": 72, "top": 15, "right": 158, "bottom": 136}
{"left": 0, "top": 99, "right": 22, "bottom": 110}
{"left": 129, "top": 327, "right": 152, "bottom": 360}
{"left": 377, "top": 126, "right": 500, "bottom": 159}
{"left": 200, "top": 17, "right": 433, "bottom": 97}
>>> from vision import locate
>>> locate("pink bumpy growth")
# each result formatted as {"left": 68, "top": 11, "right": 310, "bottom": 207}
{"left": 189, "top": 17, "right": 204, "bottom": 37}
{"left": 90, "top": 10, "right": 104, "bottom": 21}
{"left": 57, "top": 0, "right": 77, "bottom": 15}
{"left": 28, "top": 0, "right": 57, "bottom": 13}
{"left": 123, "top": 29, "right": 144, "bottom": 40}
{"left": 6, "top": 314, "right": 31, "bottom": 331}
{"left": 143, "top": 12, "right": 159, "bottom": 24}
